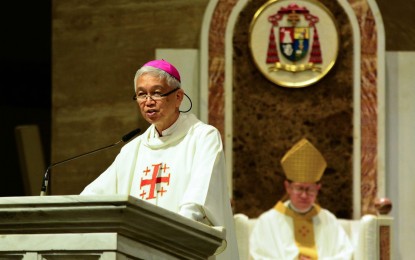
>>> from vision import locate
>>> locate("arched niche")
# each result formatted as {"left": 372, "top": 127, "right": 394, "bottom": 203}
{"left": 200, "top": 0, "right": 385, "bottom": 219}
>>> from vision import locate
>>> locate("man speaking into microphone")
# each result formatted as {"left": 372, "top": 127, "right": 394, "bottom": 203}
{"left": 80, "top": 59, "right": 239, "bottom": 260}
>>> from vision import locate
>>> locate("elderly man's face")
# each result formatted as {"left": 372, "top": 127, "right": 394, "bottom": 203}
{"left": 284, "top": 180, "right": 321, "bottom": 212}
{"left": 135, "top": 74, "right": 183, "bottom": 133}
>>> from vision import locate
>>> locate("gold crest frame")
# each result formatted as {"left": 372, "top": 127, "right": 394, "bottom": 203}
{"left": 249, "top": 0, "right": 339, "bottom": 88}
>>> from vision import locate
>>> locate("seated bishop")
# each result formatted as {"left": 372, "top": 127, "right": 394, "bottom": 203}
{"left": 249, "top": 138, "right": 354, "bottom": 260}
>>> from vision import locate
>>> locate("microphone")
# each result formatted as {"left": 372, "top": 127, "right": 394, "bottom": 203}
{"left": 40, "top": 128, "right": 141, "bottom": 196}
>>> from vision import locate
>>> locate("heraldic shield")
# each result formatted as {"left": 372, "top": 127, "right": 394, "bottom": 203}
{"left": 279, "top": 26, "right": 310, "bottom": 62}
{"left": 249, "top": 0, "right": 339, "bottom": 88}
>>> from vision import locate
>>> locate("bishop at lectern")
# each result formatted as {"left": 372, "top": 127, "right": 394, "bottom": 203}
{"left": 81, "top": 59, "right": 239, "bottom": 260}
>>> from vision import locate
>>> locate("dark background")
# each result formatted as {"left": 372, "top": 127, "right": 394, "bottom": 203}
{"left": 0, "top": 1, "right": 51, "bottom": 196}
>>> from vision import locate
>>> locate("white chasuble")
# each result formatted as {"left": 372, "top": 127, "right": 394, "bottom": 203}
{"left": 249, "top": 200, "right": 354, "bottom": 260}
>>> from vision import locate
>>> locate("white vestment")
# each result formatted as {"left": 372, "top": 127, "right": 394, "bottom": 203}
{"left": 81, "top": 113, "right": 239, "bottom": 260}
{"left": 249, "top": 201, "right": 353, "bottom": 260}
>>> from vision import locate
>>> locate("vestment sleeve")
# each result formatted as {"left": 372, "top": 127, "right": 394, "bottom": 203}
{"left": 80, "top": 161, "right": 117, "bottom": 195}
{"left": 179, "top": 125, "right": 226, "bottom": 225}
{"left": 80, "top": 138, "right": 139, "bottom": 195}
{"left": 317, "top": 210, "right": 354, "bottom": 260}
{"left": 249, "top": 212, "right": 284, "bottom": 260}
{"left": 320, "top": 217, "right": 354, "bottom": 260}
{"left": 180, "top": 125, "right": 239, "bottom": 260}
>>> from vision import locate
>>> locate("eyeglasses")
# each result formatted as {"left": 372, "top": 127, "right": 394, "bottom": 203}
{"left": 133, "top": 87, "right": 180, "bottom": 102}
{"left": 290, "top": 184, "right": 319, "bottom": 196}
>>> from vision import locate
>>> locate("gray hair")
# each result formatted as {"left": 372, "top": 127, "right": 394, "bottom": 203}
{"left": 134, "top": 66, "right": 181, "bottom": 91}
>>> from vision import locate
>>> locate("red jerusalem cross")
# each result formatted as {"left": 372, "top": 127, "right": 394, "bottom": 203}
{"left": 140, "top": 163, "right": 170, "bottom": 200}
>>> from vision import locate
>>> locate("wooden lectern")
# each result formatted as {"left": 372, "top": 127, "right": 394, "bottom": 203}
{"left": 0, "top": 195, "right": 225, "bottom": 259}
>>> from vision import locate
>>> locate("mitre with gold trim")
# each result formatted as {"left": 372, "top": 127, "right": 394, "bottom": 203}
{"left": 281, "top": 138, "right": 327, "bottom": 183}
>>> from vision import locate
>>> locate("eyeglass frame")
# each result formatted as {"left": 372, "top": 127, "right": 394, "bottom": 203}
{"left": 133, "top": 87, "right": 180, "bottom": 102}
{"left": 287, "top": 181, "right": 320, "bottom": 196}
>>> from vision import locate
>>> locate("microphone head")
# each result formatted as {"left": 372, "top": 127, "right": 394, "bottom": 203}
{"left": 122, "top": 128, "right": 141, "bottom": 142}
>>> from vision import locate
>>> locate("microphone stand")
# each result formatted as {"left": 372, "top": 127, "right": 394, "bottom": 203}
{"left": 40, "top": 128, "right": 140, "bottom": 196}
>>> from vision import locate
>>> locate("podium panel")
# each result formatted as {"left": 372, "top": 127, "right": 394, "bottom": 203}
{"left": 0, "top": 195, "right": 225, "bottom": 260}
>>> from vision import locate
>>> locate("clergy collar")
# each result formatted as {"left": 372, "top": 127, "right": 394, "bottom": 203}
{"left": 287, "top": 200, "right": 314, "bottom": 214}
{"left": 153, "top": 113, "right": 183, "bottom": 137}
{"left": 276, "top": 200, "right": 321, "bottom": 219}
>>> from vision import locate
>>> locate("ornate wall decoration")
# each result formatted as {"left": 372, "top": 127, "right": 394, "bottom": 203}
{"left": 249, "top": 0, "right": 339, "bottom": 88}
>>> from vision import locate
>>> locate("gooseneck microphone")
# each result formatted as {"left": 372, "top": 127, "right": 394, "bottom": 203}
{"left": 40, "top": 128, "right": 141, "bottom": 196}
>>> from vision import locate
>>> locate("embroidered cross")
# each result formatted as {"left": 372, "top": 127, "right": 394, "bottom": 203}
{"left": 143, "top": 166, "right": 151, "bottom": 176}
{"left": 298, "top": 225, "right": 310, "bottom": 237}
{"left": 140, "top": 163, "right": 171, "bottom": 200}
{"left": 157, "top": 186, "right": 168, "bottom": 196}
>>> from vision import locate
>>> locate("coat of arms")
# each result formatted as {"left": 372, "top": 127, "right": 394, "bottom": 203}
{"left": 250, "top": 0, "right": 339, "bottom": 88}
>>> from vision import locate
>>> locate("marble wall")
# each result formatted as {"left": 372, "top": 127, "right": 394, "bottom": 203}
{"left": 231, "top": 0, "right": 354, "bottom": 218}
